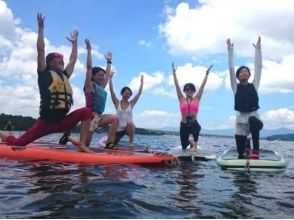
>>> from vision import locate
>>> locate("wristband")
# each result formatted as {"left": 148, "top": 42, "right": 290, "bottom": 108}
{"left": 107, "top": 60, "right": 112, "bottom": 64}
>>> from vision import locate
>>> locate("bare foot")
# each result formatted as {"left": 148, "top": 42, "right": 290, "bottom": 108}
{"left": 189, "top": 146, "right": 197, "bottom": 152}
{"left": 78, "top": 145, "right": 95, "bottom": 153}
{"left": 128, "top": 141, "right": 134, "bottom": 147}
{"left": 189, "top": 140, "right": 197, "bottom": 152}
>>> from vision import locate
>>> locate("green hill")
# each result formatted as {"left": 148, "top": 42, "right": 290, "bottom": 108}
{"left": 0, "top": 113, "right": 36, "bottom": 131}
{"left": 266, "top": 133, "right": 294, "bottom": 141}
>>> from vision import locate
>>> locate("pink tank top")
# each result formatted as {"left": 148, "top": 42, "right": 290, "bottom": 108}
{"left": 180, "top": 99, "right": 199, "bottom": 114}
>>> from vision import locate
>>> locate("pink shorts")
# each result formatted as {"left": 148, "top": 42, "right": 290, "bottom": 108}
{"left": 6, "top": 107, "right": 93, "bottom": 146}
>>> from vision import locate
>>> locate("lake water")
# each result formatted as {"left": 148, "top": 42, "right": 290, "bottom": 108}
{"left": 0, "top": 133, "right": 293, "bottom": 218}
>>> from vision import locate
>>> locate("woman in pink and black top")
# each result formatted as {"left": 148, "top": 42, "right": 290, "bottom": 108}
{"left": 172, "top": 63, "right": 212, "bottom": 151}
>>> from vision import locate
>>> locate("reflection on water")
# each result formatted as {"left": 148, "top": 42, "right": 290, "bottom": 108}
{"left": 0, "top": 134, "right": 294, "bottom": 218}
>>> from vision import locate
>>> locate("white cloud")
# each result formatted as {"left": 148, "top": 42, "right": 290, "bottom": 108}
{"left": 167, "top": 63, "right": 223, "bottom": 91}
{"left": 224, "top": 56, "right": 294, "bottom": 94}
{"left": 0, "top": 1, "right": 104, "bottom": 118}
{"left": 261, "top": 108, "right": 294, "bottom": 129}
{"left": 128, "top": 71, "right": 171, "bottom": 96}
{"left": 206, "top": 115, "right": 235, "bottom": 130}
{"left": 210, "top": 108, "right": 294, "bottom": 130}
{"left": 138, "top": 40, "right": 153, "bottom": 48}
{"left": 0, "top": 1, "right": 19, "bottom": 53}
{"left": 71, "top": 85, "right": 86, "bottom": 110}
{"left": 134, "top": 110, "right": 180, "bottom": 129}
{"left": 160, "top": 0, "right": 294, "bottom": 59}
{"left": 260, "top": 57, "right": 294, "bottom": 93}
{"left": 0, "top": 84, "right": 39, "bottom": 117}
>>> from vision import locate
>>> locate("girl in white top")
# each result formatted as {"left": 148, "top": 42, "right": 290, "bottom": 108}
{"left": 109, "top": 72, "right": 144, "bottom": 146}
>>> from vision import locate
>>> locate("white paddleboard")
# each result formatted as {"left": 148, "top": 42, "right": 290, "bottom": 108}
{"left": 169, "top": 146, "right": 216, "bottom": 161}
{"left": 217, "top": 148, "right": 287, "bottom": 172}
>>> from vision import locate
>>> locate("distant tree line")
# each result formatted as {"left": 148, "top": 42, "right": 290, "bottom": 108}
{"left": 0, "top": 113, "right": 36, "bottom": 131}
{"left": 267, "top": 134, "right": 294, "bottom": 141}
{"left": 3, "top": 113, "right": 293, "bottom": 140}
{"left": 0, "top": 113, "right": 179, "bottom": 136}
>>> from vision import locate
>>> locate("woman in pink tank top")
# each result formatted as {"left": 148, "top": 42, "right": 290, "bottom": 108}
{"left": 172, "top": 62, "right": 212, "bottom": 151}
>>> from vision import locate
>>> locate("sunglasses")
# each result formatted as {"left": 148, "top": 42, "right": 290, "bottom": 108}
{"left": 184, "top": 88, "right": 195, "bottom": 92}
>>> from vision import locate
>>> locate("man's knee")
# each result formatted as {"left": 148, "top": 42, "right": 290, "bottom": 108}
{"left": 5, "top": 135, "right": 17, "bottom": 145}
{"left": 80, "top": 107, "right": 93, "bottom": 121}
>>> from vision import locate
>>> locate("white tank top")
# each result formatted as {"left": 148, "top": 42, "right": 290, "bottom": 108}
{"left": 116, "top": 101, "right": 133, "bottom": 131}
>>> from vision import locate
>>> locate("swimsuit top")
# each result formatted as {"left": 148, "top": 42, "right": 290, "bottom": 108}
{"left": 180, "top": 99, "right": 199, "bottom": 114}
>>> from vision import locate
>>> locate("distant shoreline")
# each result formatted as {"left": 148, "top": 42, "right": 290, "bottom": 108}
{"left": 1, "top": 113, "right": 293, "bottom": 141}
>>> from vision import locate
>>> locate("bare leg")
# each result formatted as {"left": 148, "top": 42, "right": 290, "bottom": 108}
{"left": 99, "top": 114, "right": 119, "bottom": 145}
{"left": 126, "top": 122, "right": 135, "bottom": 146}
{"left": 107, "top": 117, "right": 119, "bottom": 144}
{"left": 67, "top": 136, "right": 80, "bottom": 146}
{"left": 79, "top": 119, "right": 95, "bottom": 153}
{"left": 189, "top": 140, "right": 197, "bottom": 152}
{"left": 0, "top": 131, "right": 10, "bottom": 142}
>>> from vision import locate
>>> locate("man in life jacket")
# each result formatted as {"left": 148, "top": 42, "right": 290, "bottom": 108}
{"left": 227, "top": 37, "right": 263, "bottom": 159}
{"left": 0, "top": 13, "right": 93, "bottom": 153}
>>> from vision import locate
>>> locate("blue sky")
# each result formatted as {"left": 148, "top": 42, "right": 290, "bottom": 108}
{"left": 0, "top": 0, "right": 294, "bottom": 130}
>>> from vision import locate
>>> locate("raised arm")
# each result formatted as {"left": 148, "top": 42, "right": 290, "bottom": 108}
{"left": 252, "top": 36, "right": 262, "bottom": 90}
{"left": 101, "top": 52, "right": 112, "bottom": 88}
{"left": 37, "top": 13, "right": 46, "bottom": 72}
{"left": 195, "top": 65, "right": 212, "bottom": 101}
{"left": 84, "top": 39, "right": 93, "bottom": 92}
{"left": 130, "top": 74, "right": 144, "bottom": 108}
{"left": 227, "top": 38, "right": 237, "bottom": 94}
{"left": 172, "top": 62, "right": 184, "bottom": 101}
{"left": 65, "top": 30, "right": 78, "bottom": 78}
{"left": 109, "top": 70, "right": 119, "bottom": 108}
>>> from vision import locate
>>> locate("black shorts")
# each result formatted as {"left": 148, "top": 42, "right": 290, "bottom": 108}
{"left": 180, "top": 120, "right": 201, "bottom": 150}
{"left": 115, "top": 129, "right": 127, "bottom": 144}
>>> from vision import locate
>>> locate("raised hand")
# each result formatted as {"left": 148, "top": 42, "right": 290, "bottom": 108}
{"left": 206, "top": 64, "right": 213, "bottom": 75}
{"left": 253, "top": 36, "right": 261, "bottom": 49}
{"left": 172, "top": 62, "right": 177, "bottom": 74}
{"left": 226, "top": 38, "right": 233, "bottom": 49}
{"left": 104, "top": 52, "right": 112, "bottom": 62}
{"left": 85, "top": 38, "right": 91, "bottom": 50}
{"left": 37, "top": 13, "right": 45, "bottom": 29}
{"left": 66, "top": 29, "right": 79, "bottom": 44}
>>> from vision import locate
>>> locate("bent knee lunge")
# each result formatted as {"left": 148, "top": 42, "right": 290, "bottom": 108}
{"left": 248, "top": 116, "right": 263, "bottom": 132}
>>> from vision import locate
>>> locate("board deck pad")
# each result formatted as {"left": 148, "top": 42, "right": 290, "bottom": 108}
{"left": 220, "top": 148, "right": 282, "bottom": 161}
{"left": 217, "top": 148, "right": 287, "bottom": 171}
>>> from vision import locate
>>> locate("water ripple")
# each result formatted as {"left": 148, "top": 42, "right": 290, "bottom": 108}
{"left": 0, "top": 135, "right": 293, "bottom": 218}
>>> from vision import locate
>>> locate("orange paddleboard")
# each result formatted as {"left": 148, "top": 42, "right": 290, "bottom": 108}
{"left": 0, "top": 142, "right": 177, "bottom": 166}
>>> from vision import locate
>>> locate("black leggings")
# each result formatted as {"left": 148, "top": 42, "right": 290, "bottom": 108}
{"left": 235, "top": 116, "right": 263, "bottom": 155}
{"left": 180, "top": 120, "right": 201, "bottom": 150}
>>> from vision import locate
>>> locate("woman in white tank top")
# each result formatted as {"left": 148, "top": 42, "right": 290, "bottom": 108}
{"left": 109, "top": 72, "right": 144, "bottom": 146}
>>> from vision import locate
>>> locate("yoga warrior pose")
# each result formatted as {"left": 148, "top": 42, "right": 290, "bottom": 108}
{"left": 172, "top": 62, "right": 212, "bottom": 151}
{"left": 227, "top": 36, "right": 263, "bottom": 159}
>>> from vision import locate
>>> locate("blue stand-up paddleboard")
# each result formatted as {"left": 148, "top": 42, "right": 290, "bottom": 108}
{"left": 217, "top": 148, "right": 287, "bottom": 172}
